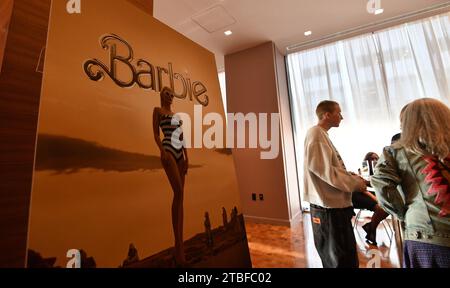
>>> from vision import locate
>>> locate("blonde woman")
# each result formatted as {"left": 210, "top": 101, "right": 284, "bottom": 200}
{"left": 371, "top": 98, "right": 450, "bottom": 268}
{"left": 153, "top": 87, "right": 189, "bottom": 266}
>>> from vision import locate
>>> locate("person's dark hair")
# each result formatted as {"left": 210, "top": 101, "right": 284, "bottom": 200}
{"left": 363, "top": 152, "right": 379, "bottom": 176}
{"left": 316, "top": 100, "right": 339, "bottom": 120}
{"left": 391, "top": 133, "right": 401, "bottom": 144}
{"left": 364, "top": 152, "right": 378, "bottom": 162}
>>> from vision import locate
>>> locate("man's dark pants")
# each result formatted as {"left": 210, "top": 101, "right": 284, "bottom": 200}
{"left": 310, "top": 204, "right": 359, "bottom": 268}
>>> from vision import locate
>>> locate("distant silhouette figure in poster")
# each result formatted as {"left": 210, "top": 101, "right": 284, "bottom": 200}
{"left": 222, "top": 207, "right": 228, "bottom": 227}
{"left": 122, "top": 243, "right": 139, "bottom": 266}
{"left": 204, "top": 212, "right": 213, "bottom": 247}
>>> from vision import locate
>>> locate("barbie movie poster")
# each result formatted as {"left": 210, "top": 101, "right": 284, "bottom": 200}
{"left": 27, "top": 0, "right": 251, "bottom": 268}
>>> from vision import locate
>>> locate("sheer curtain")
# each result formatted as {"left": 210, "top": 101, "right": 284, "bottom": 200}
{"left": 287, "top": 13, "right": 450, "bottom": 209}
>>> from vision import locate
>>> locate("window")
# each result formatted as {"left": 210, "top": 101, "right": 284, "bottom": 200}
{"left": 287, "top": 13, "right": 450, "bottom": 208}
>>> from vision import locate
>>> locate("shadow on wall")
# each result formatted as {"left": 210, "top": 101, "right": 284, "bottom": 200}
{"left": 35, "top": 134, "right": 202, "bottom": 174}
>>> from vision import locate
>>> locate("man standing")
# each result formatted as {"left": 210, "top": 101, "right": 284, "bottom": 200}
{"left": 303, "top": 100, "right": 366, "bottom": 268}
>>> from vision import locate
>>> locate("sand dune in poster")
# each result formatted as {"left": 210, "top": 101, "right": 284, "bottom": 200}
{"left": 27, "top": 0, "right": 249, "bottom": 267}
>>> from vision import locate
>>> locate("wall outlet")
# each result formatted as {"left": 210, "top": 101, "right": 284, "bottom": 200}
{"left": 252, "top": 193, "right": 257, "bottom": 201}
{"left": 259, "top": 194, "right": 264, "bottom": 201}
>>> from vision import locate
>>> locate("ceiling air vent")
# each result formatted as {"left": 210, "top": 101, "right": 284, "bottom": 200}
{"left": 191, "top": 5, "right": 236, "bottom": 33}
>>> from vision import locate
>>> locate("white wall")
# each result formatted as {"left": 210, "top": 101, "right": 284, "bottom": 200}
{"left": 225, "top": 41, "right": 301, "bottom": 226}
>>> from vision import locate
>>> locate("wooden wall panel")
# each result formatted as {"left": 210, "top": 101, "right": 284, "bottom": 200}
{"left": 0, "top": 0, "right": 51, "bottom": 268}
{"left": 0, "top": 0, "right": 14, "bottom": 72}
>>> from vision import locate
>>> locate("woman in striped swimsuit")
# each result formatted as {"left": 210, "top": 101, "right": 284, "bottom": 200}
{"left": 153, "top": 87, "right": 189, "bottom": 266}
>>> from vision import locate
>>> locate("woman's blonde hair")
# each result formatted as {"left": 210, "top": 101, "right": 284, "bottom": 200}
{"left": 401, "top": 98, "right": 450, "bottom": 160}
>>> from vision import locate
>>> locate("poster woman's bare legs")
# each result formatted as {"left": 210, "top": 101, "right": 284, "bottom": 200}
{"left": 153, "top": 87, "right": 189, "bottom": 266}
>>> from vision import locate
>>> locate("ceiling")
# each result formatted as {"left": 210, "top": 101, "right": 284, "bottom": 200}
{"left": 154, "top": 0, "right": 450, "bottom": 71}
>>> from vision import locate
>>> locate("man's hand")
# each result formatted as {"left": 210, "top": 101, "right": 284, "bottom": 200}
{"left": 355, "top": 177, "right": 367, "bottom": 192}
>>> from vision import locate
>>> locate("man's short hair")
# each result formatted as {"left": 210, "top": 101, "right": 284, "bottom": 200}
{"left": 316, "top": 100, "right": 339, "bottom": 120}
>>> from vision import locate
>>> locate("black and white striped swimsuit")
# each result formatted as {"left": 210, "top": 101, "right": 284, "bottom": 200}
{"left": 160, "top": 114, "right": 184, "bottom": 162}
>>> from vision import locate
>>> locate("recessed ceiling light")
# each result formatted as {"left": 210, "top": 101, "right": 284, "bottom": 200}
{"left": 374, "top": 8, "right": 384, "bottom": 15}
{"left": 304, "top": 31, "right": 312, "bottom": 36}
{"left": 224, "top": 30, "right": 233, "bottom": 36}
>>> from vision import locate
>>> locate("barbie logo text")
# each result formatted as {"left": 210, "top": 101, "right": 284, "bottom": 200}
{"left": 84, "top": 34, "right": 210, "bottom": 107}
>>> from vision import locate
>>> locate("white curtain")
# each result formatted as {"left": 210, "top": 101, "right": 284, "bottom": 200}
{"left": 287, "top": 13, "right": 450, "bottom": 209}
